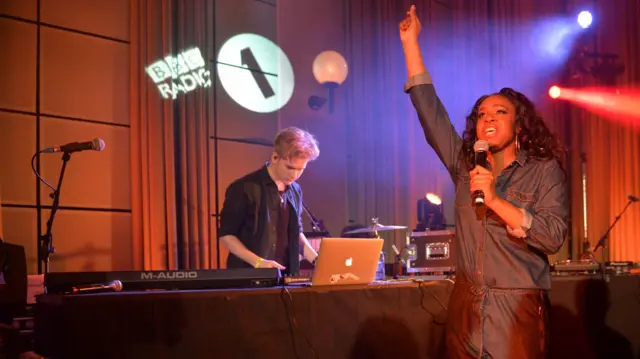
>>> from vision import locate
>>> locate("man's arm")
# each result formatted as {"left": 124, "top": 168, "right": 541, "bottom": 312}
{"left": 491, "top": 161, "right": 568, "bottom": 254}
{"left": 295, "top": 187, "right": 318, "bottom": 263}
{"left": 219, "top": 235, "right": 263, "bottom": 267}
{"left": 218, "top": 182, "right": 259, "bottom": 266}
{"left": 218, "top": 182, "right": 284, "bottom": 269}
{"left": 299, "top": 233, "right": 318, "bottom": 263}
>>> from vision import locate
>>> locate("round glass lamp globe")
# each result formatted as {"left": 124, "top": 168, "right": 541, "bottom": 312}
{"left": 312, "top": 50, "right": 349, "bottom": 86}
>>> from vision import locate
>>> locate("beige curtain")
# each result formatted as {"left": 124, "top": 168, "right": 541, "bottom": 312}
{"left": 344, "top": 0, "right": 420, "bottom": 254}
{"left": 129, "top": 0, "right": 213, "bottom": 270}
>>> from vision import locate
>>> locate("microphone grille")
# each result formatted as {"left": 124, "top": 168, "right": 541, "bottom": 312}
{"left": 91, "top": 138, "right": 106, "bottom": 151}
{"left": 474, "top": 140, "right": 489, "bottom": 152}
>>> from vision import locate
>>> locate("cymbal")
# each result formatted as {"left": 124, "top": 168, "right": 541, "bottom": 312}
{"left": 344, "top": 224, "right": 407, "bottom": 235}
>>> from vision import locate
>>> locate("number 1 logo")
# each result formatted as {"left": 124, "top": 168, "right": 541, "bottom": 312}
{"left": 217, "top": 33, "right": 295, "bottom": 114}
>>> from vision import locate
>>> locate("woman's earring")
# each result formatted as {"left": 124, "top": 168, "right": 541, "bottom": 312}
{"left": 516, "top": 137, "right": 520, "bottom": 152}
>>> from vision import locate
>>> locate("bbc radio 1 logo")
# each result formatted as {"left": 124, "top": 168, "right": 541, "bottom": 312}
{"left": 145, "top": 47, "right": 211, "bottom": 100}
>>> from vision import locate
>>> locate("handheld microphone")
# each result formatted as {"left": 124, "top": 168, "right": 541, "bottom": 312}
{"left": 42, "top": 138, "right": 106, "bottom": 154}
{"left": 473, "top": 140, "right": 489, "bottom": 206}
{"left": 628, "top": 194, "right": 639, "bottom": 202}
{"left": 71, "top": 280, "right": 123, "bottom": 294}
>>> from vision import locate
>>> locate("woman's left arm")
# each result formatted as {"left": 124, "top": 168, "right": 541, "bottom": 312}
{"left": 489, "top": 160, "right": 568, "bottom": 254}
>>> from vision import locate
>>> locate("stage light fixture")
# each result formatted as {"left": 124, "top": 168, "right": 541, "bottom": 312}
{"left": 416, "top": 193, "right": 445, "bottom": 231}
{"left": 549, "top": 86, "right": 561, "bottom": 99}
{"left": 577, "top": 11, "right": 593, "bottom": 29}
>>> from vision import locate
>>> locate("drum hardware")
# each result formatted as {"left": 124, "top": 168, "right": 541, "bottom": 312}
{"left": 343, "top": 218, "right": 407, "bottom": 238}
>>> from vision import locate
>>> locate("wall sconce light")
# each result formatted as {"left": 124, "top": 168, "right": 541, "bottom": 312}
{"left": 309, "top": 50, "right": 348, "bottom": 113}
{"left": 307, "top": 95, "right": 327, "bottom": 111}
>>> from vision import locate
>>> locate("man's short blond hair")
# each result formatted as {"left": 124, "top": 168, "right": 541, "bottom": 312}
{"left": 274, "top": 127, "right": 320, "bottom": 161}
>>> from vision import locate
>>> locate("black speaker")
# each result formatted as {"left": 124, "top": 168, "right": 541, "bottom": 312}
{"left": 0, "top": 239, "right": 27, "bottom": 324}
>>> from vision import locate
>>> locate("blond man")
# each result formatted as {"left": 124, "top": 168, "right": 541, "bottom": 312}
{"left": 219, "top": 127, "right": 319, "bottom": 274}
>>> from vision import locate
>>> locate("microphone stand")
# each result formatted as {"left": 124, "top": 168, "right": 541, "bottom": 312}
{"left": 592, "top": 198, "right": 635, "bottom": 259}
{"left": 39, "top": 151, "right": 72, "bottom": 274}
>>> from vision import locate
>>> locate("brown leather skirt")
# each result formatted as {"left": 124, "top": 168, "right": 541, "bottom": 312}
{"left": 445, "top": 280, "right": 550, "bottom": 359}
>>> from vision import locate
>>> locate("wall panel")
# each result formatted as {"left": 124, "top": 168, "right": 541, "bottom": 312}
{"left": 0, "top": 0, "right": 37, "bottom": 21}
{"left": 40, "top": 27, "right": 129, "bottom": 125}
{"left": 1, "top": 207, "right": 38, "bottom": 273}
{"left": 40, "top": 0, "right": 130, "bottom": 41}
{"left": 0, "top": 18, "right": 37, "bottom": 112}
{"left": 1, "top": 0, "right": 133, "bottom": 273}
{"left": 40, "top": 209, "right": 132, "bottom": 272}
{"left": 216, "top": 140, "right": 273, "bottom": 215}
{"left": 0, "top": 113, "right": 38, "bottom": 206}
{"left": 39, "top": 117, "right": 130, "bottom": 210}
{"left": 212, "top": 0, "right": 279, "bottom": 140}
{"left": 214, "top": 0, "right": 276, "bottom": 57}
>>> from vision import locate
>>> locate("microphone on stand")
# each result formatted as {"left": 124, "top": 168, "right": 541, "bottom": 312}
{"left": 71, "top": 280, "right": 123, "bottom": 294}
{"left": 593, "top": 194, "right": 638, "bottom": 252}
{"left": 472, "top": 140, "right": 489, "bottom": 206}
{"left": 302, "top": 201, "right": 328, "bottom": 233}
{"left": 42, "top": 138, "right": 106, "bottom": 154}
{"left": 33, "top": 138, "right": 106, "bottom": 275}
{"left": 391, "top": 244, "right": 408, "bottom": 278}
{"left": 391, "top": 244, "right": 406, "bottom": 266}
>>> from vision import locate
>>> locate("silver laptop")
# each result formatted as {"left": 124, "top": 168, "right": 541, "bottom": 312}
{"left": 302, "top": 237, "right": 384, "bottom": 286}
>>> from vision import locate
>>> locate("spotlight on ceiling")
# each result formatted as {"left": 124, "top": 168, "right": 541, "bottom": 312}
{"left": 577, "top": 11, "right": 593, "bottom": 29}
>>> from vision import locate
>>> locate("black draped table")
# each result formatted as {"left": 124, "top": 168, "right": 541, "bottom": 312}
{"left": 35, "top": 281, "right": 452, "bottom": 359}
{"left": 547, "top": 275, "right": 640, "bottom": 359}
{"left": 34, "top": 275, "right": 640, "bottom": 359}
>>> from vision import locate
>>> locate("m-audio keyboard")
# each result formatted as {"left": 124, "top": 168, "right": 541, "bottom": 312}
{"left": 44, "top": 268, "right": 281, "bottom": 294}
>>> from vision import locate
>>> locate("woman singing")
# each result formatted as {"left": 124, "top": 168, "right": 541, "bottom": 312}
{"left": 400, "top": 5, "right": 569, "bottom": 358}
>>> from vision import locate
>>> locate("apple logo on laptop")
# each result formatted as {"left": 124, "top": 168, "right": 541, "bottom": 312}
{"left": 345, "top": 257, "right": 353, "bottom": 267}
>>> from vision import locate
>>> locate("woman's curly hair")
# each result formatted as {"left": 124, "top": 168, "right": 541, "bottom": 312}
{"left": 460, "top": 87, "right": 565, "bottom": 170}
